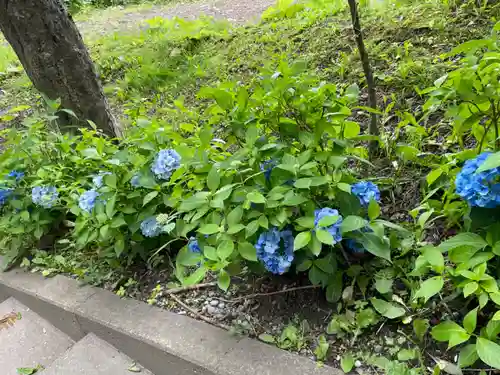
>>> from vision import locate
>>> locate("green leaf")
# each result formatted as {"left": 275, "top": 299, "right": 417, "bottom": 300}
{"left": 245, "top": 220, "right": 260, "bottom": 238}
{"left": 358, "top": 233, "right": 391, "bottom": 261}
{"left": 16, "top": 368, "right": 38, "bottom": 375}
{"left": 344, "top": 122, "right": 360, "bottom": 138}
{"left": 374, "top": 277, "right": 393, "bottom": 294}
{"left": 431, "top": 321, "right": 470, "bottom": 348}
{"left": 427, "top": 168, "right": 444, "bottom": 186}
{"left": 294, "top": 178, "right": 312, "bottom": 189}
{"left": 99, "top": 224, "right": 110, "bottom": 240}
{"left": 110, "top": 216, "right": 127, "bottom": 228}
{"left": 423, "top": 246, "right": 445, "bottom": 273}
{"left": 204, "top": 246, "right": 218, "bottom": 261}
{"left": 198, "top": 224, "right": 220, "bottom": 235}
{"left": 283, "top": 193, "right": 307, "bottom": 206}
{"left": 258, "top": 333, "right": 276, "bottom": 344}
{"left": 341, "top": 215, "right": 368, "bottom": 233}
{"left": 368, "top": 200, "right": 381, "bottom": 220}
{"left": 227, "top": 206, "right": 243, "bottom": 225}
{"left": 81, "top": 148, "right": 100, "bottom": 159}
{"left": 239, "top": 242, "right": 257, "bottom": 261}
{"left": 247, "top": 191, "right": 266, "bottom": 204}
{"left": 183, "top": 267, "right": 206, "bottom": 286}
{"left": 258, "top": 215, "right": 269, "bottom": 229}
{"left": 217, "top": 240, "right": 234, "bottom": 260}
{"left": 316, "top": 229, "right": 334, "bottom": 245}
{"left": 318, "top": 215, "right": 339, "bottom": 228}
{"left": 143, "top": 191, "right": 159, "bottom": 206}
{"left": 459, "top": 344, "right": 479, "bottom": 368}
{"left": 397, "top": 349, "right": 417, "bottom": 361}
{"left": 296, "top": 216, "right": 315, "bottom": 229}
{"left": 371, "top": 298, "right": 405, "bottom": 319}
{"left": 476, "top": 152, "right": 500, "bottom": 173}
{"left": 106, "top": 194, "right": 116, "bottom": 218}
{"left": 413, "top": 319, "right": 429, "bottom": 342}
{"left": 414, "top": 276, "right": 444, "bottom": 303}
{"left": 227, "top": 224, "right": 245, "bottom": 234}
{"left": 326, "top": 272, "right": 343, "bottom": 303}
{"left": 439, "top": 233, "right": 488, "bottom": 252}
{"left": 104, "top": 174, "right": 117, "bottom": 189}
{"left": 463, "top": 308, "right": 478, "bottom": 334}
{"left": 464, "top": 282, "right": 479, "bottom": 298}
{"left": 217, "top": 270, "right": 230, "bottom": 291}
{"left": 294, "top": 231, "right": 311, "bottom": 251}
{"left": 340, "top": 353, "right": 355, "bottom": 373}
{"left": 477, "top": 337, "right": 500, "bottom": 369}
{"left": 207, "top": 166, "right": 221, "bottom": 192}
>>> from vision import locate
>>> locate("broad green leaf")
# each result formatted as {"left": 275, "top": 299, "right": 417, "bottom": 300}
{"left": 227, "top": 224, "right": 245, "bottom": 234}
{"left": 423, "top": 246, "right": 444, "bottom": 273}
{"left": 296, "top": 216, "right": 315, "bottom": 229}
{"left": 371, "top": 298, "right": 405, "bottom": 319}
{"left": 318, "top": 215, "right": 339, "bottom": 228}
{"left": 340, "top": 215, "right": 368, "bottom": 233}
{"left": 238, "top": 242, "right": 257, "bottom": 261}
{"left": 463, "top": 282, "right": 479, "bottom": 298}
{"left": 294, "top": 231, "right": 311, "bottom": 251}
{"left": 207, "top": 166, "right": 220, "bottom": 192}
{"left": 198, "top": 224, "right": 220, "bottom": 235}
{"left": 316, "top": 229, "right": 334, "bottom": 245}
{"left": 227, "top": 206, "right": 243, "bottom": 224}
{"left": 247, "top": 191, "right": 266, "bottom": 204}
{"left": 368, "top": 200, "right": 380, "bottom": 220}
{"left": 258, "top": 333, "right": 275, "bottom": 344}
{"left": 143, "top": 191, "right": 159, "bottom": 206}
{"left": 427, "top": 167, "right": 443, "bottom": 186}
{"left": 344, "top": 122, "right": 360, "bottom": 138}
{"left": 340, "top": 353, "right": 354, "bottom": 373}
{"left": 492, "top": 311, "right": 500, "bottom": 321}
{"left": 104, "top": 174, "right": 117, "bottom": 189}
{"left": 413, "top": 319, "right": 429, "bottom": 342}
{"left": 476, "top": 152, "right": 500, "bottom": 173}
{"left": 463, "top": 308, "right": 478, "bottom": 334}
{"left": 217, "top": 240, "right": 234, "bottom": 260}
{"left": 183, "top": 267, "right": 206, "bottom": 286}
{"left": 217, "top": 270, "right": 230, "bottom": 291}
{"left": 414, "top": 276, "right": 444, "bottom": 303}
{"left": 245, "top": 220, "right": 260, "bottom": 238}
{"left": 106, "top": 194, "right": 116, "bottom": 218}
{"left": 358, "top": 233, "right": 391, "bottom": 261}
{"left": 283, "top": 193, "right": 307, "bottom": 206}
{"left": 458, "top": 344, "right": 479, "bottom": 368}
{"left": 431, "top": 321, "right": 470, "bottom": 348}
{"left": 204, "top": 246, "right": 218, "bottom": 261}
{"left": 397, "top": 349, "right": 417, "bottom": 361}
{"left": 258, "top": 215, "right": 269, "bottom": 229}
{"left": 294, "top": 178, "right": 312, "bottom": 189}
{"left": 374, "top": 277, "right": 393, "bottom": 294}
{"left": 325, "top": 272, "right": 343, "bottom": 303}
{"left": 439, "top": 233, "right": 488, "bottom": 252}
{"left": 477, "top": 337, "right": 500, "bottom": 369}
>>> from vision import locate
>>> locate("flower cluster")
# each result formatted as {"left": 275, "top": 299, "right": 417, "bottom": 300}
{"left": 260, "top": 159, "right": 277, "bottom": 181}
{"left": 0, "top": 189, "right": 12, "bottom": 206}
{"left": 130, "top": 174, "right": 141, "bottom": 188}
{"left": 255, "top": 227, "right": 294, "bottom": 274}
{"left": 32, "top": 186, "right": 58, "bottom": 208}
{"left": 314, "top": 207, "right": 343, "bottom": 244}
{"left": 345, "top": 239, "right": 364, "bottom": 253}
{"left": 92, "top": 172, "right": 112, "bottom": 189}
{"left": 455, "top": 152, "right": 500, "bottom": 208}
{"left": 188, "top": 237, "right": 201, "bottom": 253}
{"left": 140, "top": 216, "right": 162, "bottom": 237}
{"left": 7, "top": 170, "right": 24, "bottom": 182}
{"left": 78, "top": 189, "right": 100, "bottom": 213}
{"left": 151, "top": 149, "right": 181, "bottom": 181}
{"left": 352, "top": 181, "right": 380, "bottom": 206}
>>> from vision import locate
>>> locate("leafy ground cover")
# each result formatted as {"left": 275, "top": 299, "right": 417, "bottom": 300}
{"left": 3, "top": 0, "right": 500, "bottom": 374}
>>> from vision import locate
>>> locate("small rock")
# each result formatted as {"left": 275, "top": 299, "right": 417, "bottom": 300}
{"left": 374, "top": 345, "right": 383, "bottom": 353}
{"left": 208, "top": 291, "right": 215, "bottom": 297}
{"left": 385, "top": 337, "right": 395, "bottom": 346}
{"left": 207, "top": 306, "right": 217, "bottom": 315}
{"left": 201, "top": 305, "right": 208, "bottom": 313}
{"left": 218, "top": 302, "right": 225, "bottom": 309}
{"left": 210, "top": 300, "right": 219, "bottom": 307}
{"left": 177, "top": 310, "right": 186, "bottom": 315}
{"left": 397, "top": 336, "right": 407, "bottom": 345}
{"left": 355, "top": 360, "right": 362, "bottom": 368}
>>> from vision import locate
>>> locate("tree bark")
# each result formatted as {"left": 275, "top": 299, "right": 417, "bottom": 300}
{"left": 347, "top": 0, "right": 378, "bottom": 155}
{"left": 0, "top": 0, "right": 120, "bottom": 137}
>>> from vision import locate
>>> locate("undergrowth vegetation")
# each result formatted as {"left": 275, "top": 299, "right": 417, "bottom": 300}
{"left": 4, "top": 0, "right": 500, "bottom": 373}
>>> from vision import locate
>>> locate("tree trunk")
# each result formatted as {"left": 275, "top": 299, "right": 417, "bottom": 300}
{"left": 347, "top": 0, "right": 378, "bottom": 155}
{"left": 0, "top": 0, "right": 120, "bottom": 137}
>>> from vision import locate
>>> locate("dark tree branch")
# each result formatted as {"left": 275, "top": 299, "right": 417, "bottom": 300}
{"left": 347, "top": 0, "right": 379, "bottom": 155}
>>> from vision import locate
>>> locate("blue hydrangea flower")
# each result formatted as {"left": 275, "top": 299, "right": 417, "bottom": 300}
{"left": 0, "top": 188, "right": 12, "bottom": 206}
{"left": 32, "top": 186, "right": 58, "bottom": 208}
{"left": 345, "top": 239, "right": 364, "bottom": 253}
{"left": 314, "top": 207, "right": 343, "bottom": 244}
{"left": 130, "top": 174, "right": 141, "bottom": 187}
{"left": 7, "top": 170, "right": 24, "bottom": 181}
{"left": 140, "top": 216, "right": 162, "bottom": 237}
{"left": 455, "top": 152, "right": 500, "bottom": 208}
{"left": 255, "top": 227, "right": 294, "bottom": 275}
{"left": 78, "top": 189, "right": 100, "bottom": 213}
{"left": 260, "top": 159, "right": 277, "bottom": 181}
{"left": 188, "top": 237, "right": 201, "bottom": 253}
{"left": 151, "top": 149, "right": 181, "bottom": 181}
{"left": 351, "top": 181, "right": 381, "bottom": 206}
{"left": 92, "top": 172, "right": 112, "bottom": 189}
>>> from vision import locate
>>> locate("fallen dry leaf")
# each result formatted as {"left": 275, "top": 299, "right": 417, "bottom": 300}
{"left": 0, "top": 312, "right": 19, "bottom": 330}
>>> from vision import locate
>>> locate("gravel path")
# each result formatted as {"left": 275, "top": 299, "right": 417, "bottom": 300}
{"left": 77, "top": 0, "right": 275, "bottom": 36}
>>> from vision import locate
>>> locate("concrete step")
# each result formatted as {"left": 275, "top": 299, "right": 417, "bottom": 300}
{"left": 0, "top": 297, "right": 74, "bottom": 373}
{"left": 40, "top": 333, "right": 155, "bottom": 375}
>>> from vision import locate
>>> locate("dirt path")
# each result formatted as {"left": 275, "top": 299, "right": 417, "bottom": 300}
{"left": 77, "top": 0, "right": 275, "bottom": 36}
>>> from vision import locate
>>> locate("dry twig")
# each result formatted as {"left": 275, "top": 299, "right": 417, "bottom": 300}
{"left": 164, "top": 282, "right": 217, "bottom": 295}
{"left": 224, "top": 284, "right": 320, "bottom": 303}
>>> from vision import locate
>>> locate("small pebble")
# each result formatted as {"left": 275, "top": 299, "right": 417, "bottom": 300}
{"left": 210, "top": 300, "right": 219, "bottom": 307}
{"left": 355, "top": 360, "right": 362, "bottom": 368}
{"left": 207, "top": 306, "right": 217, "bottom": 315}
{"left": 374, "top": 345, "right": 383, "bottom": 353}
{"left": 218, "top": 302, "right": 225, "bottom": 309}
{"left": 177, "top": 310, "right": 186, "bottom": 315}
